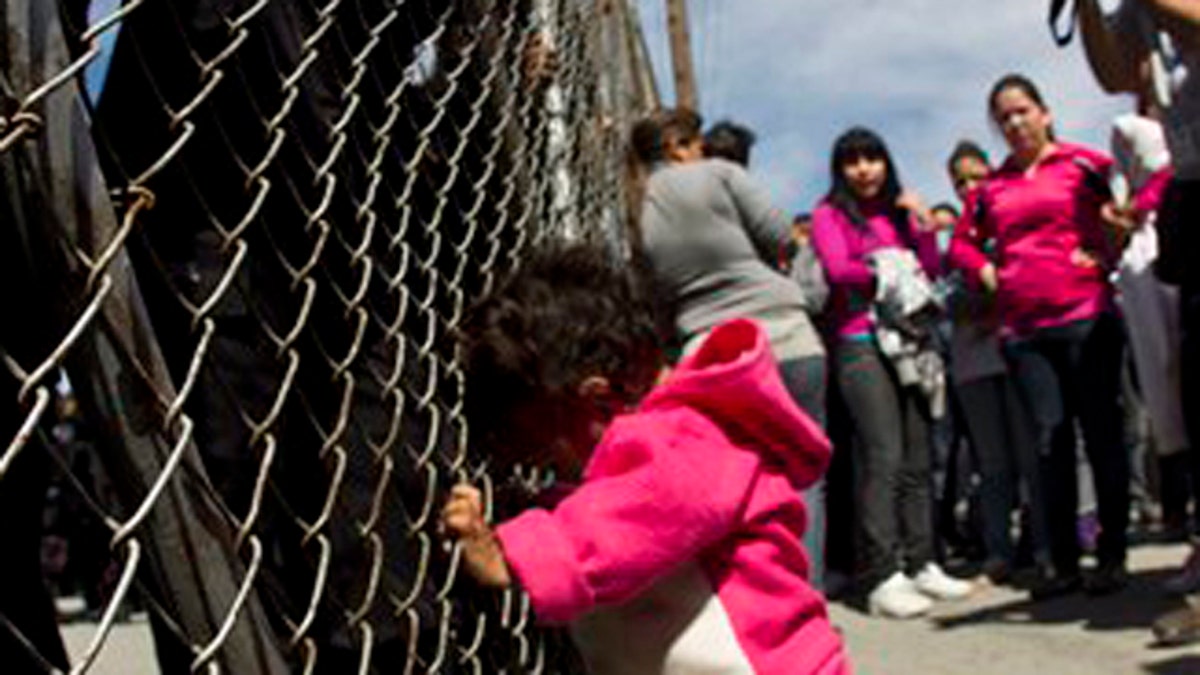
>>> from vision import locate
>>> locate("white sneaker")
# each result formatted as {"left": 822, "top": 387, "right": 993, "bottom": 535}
{"left": 912, "top": 562, "right": 974, "bottom": 601}
{"left": 868, "top": 571, "right": 933, "bottom": 619}
{"left": 1164, "top": 544, "right": 1200, "bottom": 595}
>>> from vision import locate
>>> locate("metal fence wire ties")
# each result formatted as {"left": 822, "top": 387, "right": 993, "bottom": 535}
{"left": 0, "top": 386, "right": 51, "bottom": 481}
{"left": 189, "top": 535, "right": 263, "bottom": 673}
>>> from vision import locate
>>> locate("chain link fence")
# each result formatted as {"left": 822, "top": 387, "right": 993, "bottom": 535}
{"left": 0, "top": 0, "right": 657, "bottom": 671}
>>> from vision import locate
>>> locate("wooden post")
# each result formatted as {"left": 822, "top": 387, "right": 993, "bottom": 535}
{"left": 664, "top": 0, "right": 697, "bottom": 110}
{"left": 621, "top": 0, "right": 660, "bottom": 110}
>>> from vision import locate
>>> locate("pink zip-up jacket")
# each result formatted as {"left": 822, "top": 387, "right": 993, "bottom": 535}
{"left": 948, "top": 142, "right": 1117, "bottom": 337}
{"left": 810, "top": 200, "right": 939, "bottom": 339}
{"left": 495, "top": 319, "right": 849, "bottom": 675}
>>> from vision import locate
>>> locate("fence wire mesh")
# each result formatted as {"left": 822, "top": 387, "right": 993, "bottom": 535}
{"left": 0, "top": 0, "right": 657, "bottom": 672}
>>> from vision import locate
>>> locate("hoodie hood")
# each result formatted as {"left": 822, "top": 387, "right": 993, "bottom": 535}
{"left": 639, "top": 319, "right": 831, "bottom": 488}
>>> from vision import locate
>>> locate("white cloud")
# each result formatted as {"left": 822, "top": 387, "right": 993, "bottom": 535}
{"left": 636, "top": 0, "right": 1132, "bottom": 212}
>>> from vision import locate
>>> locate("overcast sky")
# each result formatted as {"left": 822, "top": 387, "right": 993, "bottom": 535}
{"left": 634, "top": 0, "right": 1133, "bottom": 213}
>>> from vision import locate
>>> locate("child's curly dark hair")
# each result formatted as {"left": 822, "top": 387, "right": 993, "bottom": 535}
{"left": 459, "top": 242, "right": 669, "bottom": 466}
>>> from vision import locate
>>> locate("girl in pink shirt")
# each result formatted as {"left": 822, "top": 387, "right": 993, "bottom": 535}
{"left": 811, "top": 128, "right": 971, "bottom": 619}
{"left": 949, "top": 73, "right": 1130, "bottom": 598}
{"left": 442, "top": 244, "right": 849, "bottom": 674}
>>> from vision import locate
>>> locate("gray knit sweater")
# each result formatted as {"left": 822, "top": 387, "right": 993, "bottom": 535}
{"left": 640, "top": 159, "right": 824, "bottom": 360}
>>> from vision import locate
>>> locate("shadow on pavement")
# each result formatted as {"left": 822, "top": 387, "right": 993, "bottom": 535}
{"left": 933, "top": 566, "right": 1187, "bottom": 633}
{"left": 1142, "top": 654, "right": 1200, "bottom": 674}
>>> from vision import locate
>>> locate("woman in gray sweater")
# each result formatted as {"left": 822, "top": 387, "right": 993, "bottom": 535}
{"left": 631, "top": 108, "right": 829, "bottom": 586}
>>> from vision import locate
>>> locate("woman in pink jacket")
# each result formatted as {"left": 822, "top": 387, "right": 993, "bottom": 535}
{"left": 811, "top": 127, "right": 972, "bottom": 619}
{"left": 949, "top": 73, "right": 1129, "bottom": 599}
{"left": 443, "top": 244, "right": 849, "bottom": 674}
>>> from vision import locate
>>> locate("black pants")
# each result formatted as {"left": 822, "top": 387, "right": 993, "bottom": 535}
{"left": 824, "top": 375, "right": 857, "bottom": 577}
{"left": 956, "top": 374, "right": 1049, "bottom": 567}
{"left": 930, "top": 379, "right": 971, "bottom": 562}
{"left": 835, "top": 340, "right": 933, "bottom": 588}
{"left": 1006, "top": 314, "right": 1128, "bottom": 575}
{"left": 1157, "top": 177, "right": 1200, "bottom": 534}
{"left": 1182, "top": 283, "right": 1200, "bottom": 535}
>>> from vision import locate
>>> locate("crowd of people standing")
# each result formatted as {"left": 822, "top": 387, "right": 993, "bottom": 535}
{"left": 620, "top": 30, "right": 1200, "bottom": 632}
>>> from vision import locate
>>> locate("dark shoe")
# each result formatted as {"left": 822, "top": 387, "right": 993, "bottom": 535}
{"left": 1163, "top": 543, "right": 1200, "bottom": 595}
{"left": 1028, "top": 568, "right": 1082, "bottom": 601}
{"left": 1153, "top": 599, "right": 1200, "bottom": 646}
{"left": 1085, "top": 562, "right": 1129, "bottom": 596}
{"left": 981, "top": 558, "right": 1012, "bottom": 585}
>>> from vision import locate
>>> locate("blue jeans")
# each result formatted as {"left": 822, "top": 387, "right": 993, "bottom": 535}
{"left": 1006, "top": 314, "right": 1128, "bottom": 574}
{"left": 779, "top": 355, "right": 828, "bottom": 590}
{"left": 955, "top": 374, "right": 1049, "bottom": 568}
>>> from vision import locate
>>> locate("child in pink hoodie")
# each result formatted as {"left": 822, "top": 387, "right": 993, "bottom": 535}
{"left": 442, "top": 244, "right": 850, "bottom": 674}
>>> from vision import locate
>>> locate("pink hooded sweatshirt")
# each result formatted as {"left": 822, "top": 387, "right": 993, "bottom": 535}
{"left": 949, "top": 142, "right": 1117, "bottom": 337}
{"left": 495, "top": 319, "right": 849, "bottom": 675}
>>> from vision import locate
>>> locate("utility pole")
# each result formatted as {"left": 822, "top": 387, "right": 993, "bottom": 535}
{"left": 623, "top": 0, "right": 660, "bottom": 110}
{"left": 664, "top": 0, "right": 697, "bottom": 111}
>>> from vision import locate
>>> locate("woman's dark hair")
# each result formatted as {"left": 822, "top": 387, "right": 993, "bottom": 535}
{"left": 945, "top": 139, "right": 989, "bottom": 176}
{"left": 930, "top": 202, "right": 960, "bottom": 219}
{"left": 988, "top": 73, "right": 1056, "bottom": 141}
{"left": 631, "top": 117, "right": 665, "bottom": 165}
{"left": 704, "top": 120, "right": 757, "bottom": 167}
{"left": 459, "top": 242, "right": 667, "bottom": 463}
{"left": 824, "top": 126, "right": 915, "bottom": 247}
{"left": 630, "top": 107, "right": 704, "bottom": 164}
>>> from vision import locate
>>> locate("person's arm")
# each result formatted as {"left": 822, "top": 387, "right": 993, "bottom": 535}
{"left": 442, "top": 485, "right": 512, "bottom": 588}
{"left": 810, "top": 206, "right": 874, "bottom": 288}
{"left": 1084, "top": 152, "right": 1131, "bottom": 267}
{"left": 487, "top": 427, "right": 760, "bottom": 623}
{"left": 1133, "top": 165, "right": 1175, "bottom": 216}
{"left": 913, "top": 229, "right": 944, "bottom": 280}
{"left": 947, "top": 192, "right": 997, "bottom": 291}
{"left": 790, "top": 244, "right": 830, "bottom": 313}
{"left": 1079, "top": 0, "right": 1146, "bottom": 94}
{"left": 722, "top": 162, "right": 796, "bottom": 267}
{"left": 1139, "top": 0, "right": 1200, "bottom": 32}
{"left": 896, "top": 190, "right": 935, "bottom": 233}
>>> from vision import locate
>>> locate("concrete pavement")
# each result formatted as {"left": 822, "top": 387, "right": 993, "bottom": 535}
{"left": 59, "top": 542, "right": 1200, "bottom": 674}
{"left": 829, "top": 542, "right": 1200, "bottom": 674}
{"left": 61, "top": 616, "right": 156, "bottom": 675}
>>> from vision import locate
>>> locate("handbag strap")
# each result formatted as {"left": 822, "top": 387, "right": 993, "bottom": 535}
{"left": 1049, "top": 0, "right": 1077, "bottom": 47}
